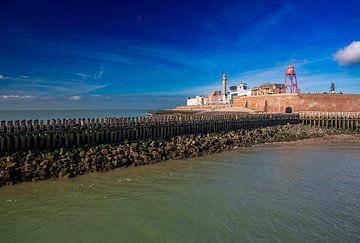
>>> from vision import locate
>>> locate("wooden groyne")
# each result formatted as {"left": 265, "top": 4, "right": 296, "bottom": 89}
{"left": 0, "top": 113, "right": 299, "bottom": 154}
{"left": 300, "top": 112, "right": 360, "bottom": 130}
{"left": 3, "top": 124, "right": 352, "bottom": 186}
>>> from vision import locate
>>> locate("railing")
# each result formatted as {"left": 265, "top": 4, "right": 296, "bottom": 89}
{"left": 0, "top": 113, "right": 299, "bottom": 154}
{"left": 299, "top": 112, "right": 360, "bottom": 130}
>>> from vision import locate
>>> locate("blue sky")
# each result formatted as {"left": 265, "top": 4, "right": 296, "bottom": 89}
{"left": 0, "top": 0, "right": 359, "bottom": 109}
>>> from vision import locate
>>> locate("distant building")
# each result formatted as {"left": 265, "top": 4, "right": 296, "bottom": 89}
{"left": 251, "top": 83, "right": 286, "bottom": 96}
{"left": 185, "top": 65, "right": 303, "bottom": 106}
{"left": 208, "top": 90, "right": 222, "bottom": 105}
{"left": 187, "top": 95, "right": 208, "bottom": 106}
{"left": 228, "top": 83, "right": 251, "bottom": 101}
{"left": 187, "top": 73, "right": 252, "bottom": 106}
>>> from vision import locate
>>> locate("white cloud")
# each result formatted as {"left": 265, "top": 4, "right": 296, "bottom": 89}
{"left": 334, "top": 41, "right": 360, "bottom": 65}
{"left": 17, "top": 75, "right": 29, "bottom": 79}
{"left": 0, "top": 95, "right": 35, "bottom": 99}
{"left": 0, "top": 75, "right": 10, "bottom": 80}
{"left": 69, "top": 95, "right": 81, "bottom": 101}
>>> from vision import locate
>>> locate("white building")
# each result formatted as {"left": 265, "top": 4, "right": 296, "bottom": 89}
{"left": 187, "top": 96, "right": 208, "bottom": 106}
{"left": 226, "top": 83, "right": 251, "bottom": 103}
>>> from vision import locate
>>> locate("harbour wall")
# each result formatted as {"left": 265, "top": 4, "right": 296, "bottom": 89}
{"left": 233, "top": 94, "right": 360, "bottom": 113}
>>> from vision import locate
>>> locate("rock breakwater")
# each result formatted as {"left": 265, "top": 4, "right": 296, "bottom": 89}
{"left": 0, "top": 124, "right": 356, "bottom": 186}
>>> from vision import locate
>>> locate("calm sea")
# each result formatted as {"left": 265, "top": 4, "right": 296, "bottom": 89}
{"left": 0, "top": 109, "right": 150, "bottom": 121}
{"left": 0, "top": 139, "right": 359, "bottom": 242}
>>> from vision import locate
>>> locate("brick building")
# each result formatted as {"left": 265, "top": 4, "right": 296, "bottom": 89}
{"left": 208, "top": 90, "right": 222, "bottom": 105}
{"left": 251, "top": 83, "right": 286, "bottom": 96}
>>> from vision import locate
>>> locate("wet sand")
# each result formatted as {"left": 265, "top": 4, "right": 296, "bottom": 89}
{"left": 276, "top": 134, "right": 360, "bottom": 145}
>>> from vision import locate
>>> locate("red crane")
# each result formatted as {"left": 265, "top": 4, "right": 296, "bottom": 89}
{"left": 284, "top": 64, "right": 300, "bottom": 93}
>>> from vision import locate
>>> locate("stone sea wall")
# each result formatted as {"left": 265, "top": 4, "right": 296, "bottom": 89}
{"left": 0, "top": 124, "right": 355, "bottom": 186}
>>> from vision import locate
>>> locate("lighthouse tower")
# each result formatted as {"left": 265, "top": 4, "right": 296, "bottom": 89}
{"left": 284, "top": 64, "right": 300, "bottom": 93}
{"left": 222, "top": 73, "right": 227, "bottom": 103}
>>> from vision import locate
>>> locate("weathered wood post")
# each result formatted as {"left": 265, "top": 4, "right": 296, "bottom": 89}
{"left": 38, "top": 119, "right": 44, "bottom": 150}
{"left": 14, "top": 120, "right": 20, "bottom": 151}
{"left": 33, "top": 120, "right": 39, "bottom": 150}
{"left": 45, "top": 120, "right": 50, "bottom": 150}
{"left": 0, "top": 121, "right": 5, "bottom": 153}
{"left": 7, "top": 121, "right": 14, "bottom": 152}
{"left": 26, "top": 120, "right": 33, "bottom": 150}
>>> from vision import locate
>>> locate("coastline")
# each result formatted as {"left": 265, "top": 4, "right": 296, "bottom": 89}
{"left": 0, "top": 124, "right": 358, "bottom": 186}
{"left": 259, "top": 133, "right": 360, "bottom": 146}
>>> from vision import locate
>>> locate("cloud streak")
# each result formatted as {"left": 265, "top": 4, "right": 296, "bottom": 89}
{"left": 334, "top": 41, "right": 360, "bottom": 65}
{"left": 0, "top": 75, "right": 107, "bottom": 97}
{"left": 0, "top": 95, "right": 35, "bottom": 99}
{"left": 75, "top": 73, "right": 91, "bottom": 79}
{"left": 0, "top": 75, "right": 11, "bottom": 80}
{"left": 69, "top": 95, "right": 81, "bottom": 101}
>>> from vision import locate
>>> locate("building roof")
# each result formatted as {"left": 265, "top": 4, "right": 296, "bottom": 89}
{"left": 253, "top": 83, "right": 284, "bottom": 90}
{"left": 209, "top": 90, "right": 221, "bottom": 96}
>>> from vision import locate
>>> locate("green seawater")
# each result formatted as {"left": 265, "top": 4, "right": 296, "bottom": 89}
{"left": 0, "top": 140, "right": 360, "bottom": 242}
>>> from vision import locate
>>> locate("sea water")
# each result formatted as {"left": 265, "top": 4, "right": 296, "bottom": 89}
{"left": 0, "top": 109, "right": 149, "bottom": 121}
{"left": 0, "top": 139, "right": 359, "bottom": 242}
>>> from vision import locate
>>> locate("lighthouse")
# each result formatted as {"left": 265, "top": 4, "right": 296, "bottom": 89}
{"left": 222, "top": 73, "right": 227, "bottom": 99}
{"left": 284, "top": 64, "right": 300, "bottom": 93}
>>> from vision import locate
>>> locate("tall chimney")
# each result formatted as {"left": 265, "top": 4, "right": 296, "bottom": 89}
{"left": 222, "top": 73, "right": 227, "bottom": 95}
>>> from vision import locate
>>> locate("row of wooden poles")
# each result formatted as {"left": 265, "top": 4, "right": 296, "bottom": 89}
{"left": 300, "top": 112, "right": 360, "bottom": 130}
{"left": 0, "top": 113, "right": 299, "bottom": 154}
